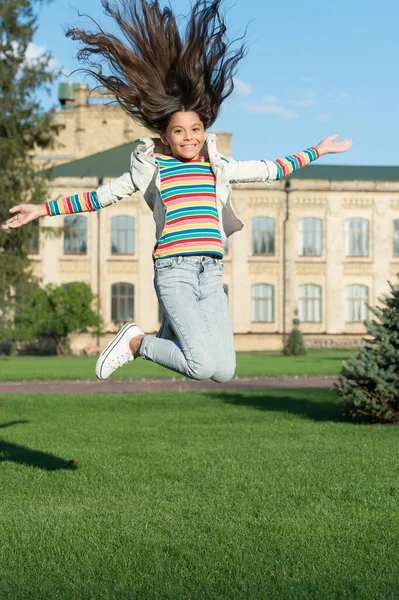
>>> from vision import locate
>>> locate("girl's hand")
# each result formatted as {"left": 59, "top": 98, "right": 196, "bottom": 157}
{"left": 1, "top": 203, "right": 48, "bottom": 231}
{"left": 316, "top": 135, "right": 353, "bottom": 156}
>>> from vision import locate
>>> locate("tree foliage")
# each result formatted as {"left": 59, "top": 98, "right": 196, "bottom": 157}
{"left": 336, "top": 278, "right": 399, "bottom": 424}
{"left": 283, "top": 310, "right": 307, "bottom": 356}
{"left": 0, "top": 0, "right": 59, "bottom": 343}
{"left": 16, "top": 282, "right": 102, "bottom": 354}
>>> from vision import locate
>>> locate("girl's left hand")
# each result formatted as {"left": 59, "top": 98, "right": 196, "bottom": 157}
{"left": 316, "top": 135, "right": 353, "bottom": 156}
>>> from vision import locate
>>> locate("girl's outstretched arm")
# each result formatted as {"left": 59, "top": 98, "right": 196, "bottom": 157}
{"left": 274, "top": 135, "right": 352, "bottom": 179}
{"left": 228, "top": 135, "right": 353, "bottom": 183}
{"left": 2, "top": 190, "right": 102, "bottom": 231}
{"left": 46, "top": 170, "right": 137, "bottom": 216}
{"left": 2, "top": 171, "right": 136, "bottom": 230}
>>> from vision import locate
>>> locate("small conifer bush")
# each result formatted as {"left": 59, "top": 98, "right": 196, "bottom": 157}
{"left": 336, "top": 278, "right": 399, "bottom": 424}
{"left": 283, "top": 310, "right": 307, "bottom": 356}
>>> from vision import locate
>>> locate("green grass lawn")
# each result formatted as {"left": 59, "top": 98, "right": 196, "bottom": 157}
{"left": 1, "top": 389, "right": 398, "bottom": 599}
{"left": 0, "top": 349, "right": 356, "bottom": 381}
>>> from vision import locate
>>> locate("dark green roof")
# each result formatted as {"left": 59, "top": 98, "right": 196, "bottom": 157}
{"left": 41, "top": 141, "right": 399, "bottom": 182}
{"left": 41, "top": 141, "right": 137, "bottom": 179}
{"left": 289, "top": 164, "right": 399, "bottom": 181}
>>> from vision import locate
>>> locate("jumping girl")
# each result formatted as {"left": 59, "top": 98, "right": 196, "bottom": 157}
{"left": 2, "top": 0, "right": 352, "bottom": 382}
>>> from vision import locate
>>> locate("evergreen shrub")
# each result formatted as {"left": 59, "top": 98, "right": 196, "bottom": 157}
{"left": 336, "top": 278, "right": 399, "bottom": 423}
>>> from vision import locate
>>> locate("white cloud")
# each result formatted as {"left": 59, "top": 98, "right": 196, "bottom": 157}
{"left": 326, "top": 92, "right": 350, "bottom": 103}
{"left": 263, "top": 95, "right": 280, "bottom": 104}
{"left": 26, "top": 43, "right": 58, "bottom": 69}
{"left": 316, "top": 112, "right": 333, "bottom": 123}
{"left": 247, "top": 102, "right": 298, "bottom": 120}
{"left": 294, "top": 90, "right": 316, "bottom": 107}
{"left": 301, "top": 76, "right": 313, "bottom": 83}
{"left": 7, "top": 41, "right": 58, "bottom": 69}
{"left": 233, "top": 78, "right": 252, "bottom": 96}
{"left": 295, "top": 99, "right": 315, "bottom": 107}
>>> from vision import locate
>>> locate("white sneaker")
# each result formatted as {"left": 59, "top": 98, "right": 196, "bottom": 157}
{"left": 96, "top": 323, "right": 144, "bottom": 380}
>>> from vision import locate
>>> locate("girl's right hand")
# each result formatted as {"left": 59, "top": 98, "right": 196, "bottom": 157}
{"left": 1, "top": 203, "right": 48, "bottom": 231}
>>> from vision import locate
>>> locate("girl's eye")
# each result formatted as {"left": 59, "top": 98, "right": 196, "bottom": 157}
{"left": 173, "top": 128, "right": 200, "bottom": 134}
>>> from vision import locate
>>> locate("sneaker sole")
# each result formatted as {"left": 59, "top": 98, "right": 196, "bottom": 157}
{"left": 96, "top": 323, "right": 140, "bottom": 380}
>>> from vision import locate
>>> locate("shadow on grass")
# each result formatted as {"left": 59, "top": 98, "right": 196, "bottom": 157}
{"left": 0, "top": 420, "right": 29, "bottom": 429}
{"left": 0, "top": 421, "right": 74, "bottom": 470}
{"left": 208, "top": 392, "right": 356, "bottom": 424}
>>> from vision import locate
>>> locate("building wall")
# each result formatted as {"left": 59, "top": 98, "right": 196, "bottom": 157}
{"left": 30, "top": 176, "right": 399, "bottom": 352}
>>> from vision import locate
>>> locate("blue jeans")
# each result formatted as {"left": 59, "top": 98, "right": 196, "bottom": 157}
{"left": 140, "top": 255, "right": 236, "bottom": 382}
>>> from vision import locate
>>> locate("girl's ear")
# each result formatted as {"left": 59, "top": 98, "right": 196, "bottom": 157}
{"left": 160, "top": 133, "right": 168, "bottom": 146}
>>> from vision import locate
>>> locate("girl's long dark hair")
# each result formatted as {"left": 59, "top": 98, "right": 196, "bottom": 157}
{"left": 67, "top": 0, "right": 248, "bottom": 133}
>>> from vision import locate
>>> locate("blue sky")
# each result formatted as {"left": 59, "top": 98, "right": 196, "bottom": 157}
{"left": 33, "top": 0, "right": 399, "bottom": 165}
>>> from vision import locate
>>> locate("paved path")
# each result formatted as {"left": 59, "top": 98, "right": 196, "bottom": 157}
{"left": 0, "top": 376, "right": 339, "bottom": 394}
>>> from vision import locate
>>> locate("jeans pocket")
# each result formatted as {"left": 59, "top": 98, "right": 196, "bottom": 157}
{"left": 154, "top": 257, "right": 174, "bottom": 271}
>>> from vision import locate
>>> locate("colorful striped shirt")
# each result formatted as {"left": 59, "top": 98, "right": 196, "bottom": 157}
{"left": 46, "top": 191, "right": 101, "bottom": 216}
{"left": 152, "top": 153, "right": 224, "bottom": 260}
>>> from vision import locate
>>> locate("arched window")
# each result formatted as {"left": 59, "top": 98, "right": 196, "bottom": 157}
{"left": 111, "top": 216, "right": 135, "bottom": 255}
{"left": 251, "top": 284, "right": 274, "bottom": 322}
{"left": 393, "top": 220, "right": 399, "bottom": 256}
{"left": 252, "top": 217, "right": 275, "bottom": 255}
{"left": 111, "top": 283, "right": 134, "bottom": 322}
{"left": 64, "top": 215, "right": 87, "bottom": 255}
{"left": 345, "top": 218, "right": 369, "bottom": 257}
{"left": 298, "top": 217, "right": 322, "bottom": 256}
{"left": 299, "top": 284, "right": 322, "bottom": 322}
{"left": 346, "top": 285, "right": 368, "bottom": 322}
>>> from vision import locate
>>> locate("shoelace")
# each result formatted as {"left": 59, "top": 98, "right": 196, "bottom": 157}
{"left": 108, "top": 352, "right": 134, "bottom": 370}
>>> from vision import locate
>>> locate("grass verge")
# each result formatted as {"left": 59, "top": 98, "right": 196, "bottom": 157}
{"left": 1, "top": 388, "right": 398, "bottom": 599}
{"left": 0, "top": 349, "right": 356, "bottom": 381}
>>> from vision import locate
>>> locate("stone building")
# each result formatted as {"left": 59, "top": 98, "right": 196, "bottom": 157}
{"left": 30, "top": 84, "right": 399, "bottom": 352}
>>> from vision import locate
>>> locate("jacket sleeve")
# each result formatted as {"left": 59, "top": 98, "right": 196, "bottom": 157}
{"left": 227, "top": 148, "right": 320, "bottom": 183}
{"left": 96, "top": 172, "right": 137, "bottom": 208}
{"left": 45, "top": 172, "right": 137, "bottom": 216}
{"left": 226, "top": 158, "right": 278, "bottom": 183}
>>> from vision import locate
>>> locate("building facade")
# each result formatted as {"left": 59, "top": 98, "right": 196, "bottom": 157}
{"left": 30, "top": 84, "right": 399, "bottom": 352}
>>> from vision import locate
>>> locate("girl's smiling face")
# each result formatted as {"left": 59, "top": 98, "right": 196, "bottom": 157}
{"left": 160, "top": 111, "right": 206, "bottom": 161}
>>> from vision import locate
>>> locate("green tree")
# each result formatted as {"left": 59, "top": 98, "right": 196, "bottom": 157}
{"left": 16, "top": 282, "right": 102, "bottom": 354}
{"left": 283, "top": 310, "right": 307, "bottom": 356}
{"left": 336, "top": 277, "right": 399, "bottom": 423}
{"left": 0, "top": 0, "right": 59, "bottom": 346}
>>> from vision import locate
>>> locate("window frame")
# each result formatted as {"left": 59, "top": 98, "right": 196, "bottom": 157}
{"left": 298, "top": 217, "right": 323, "bottom": 257}
{"left": 251, "top": 283, "right": 275, "bottom": 323}
{"left": 27, "top": 220, "right": 40, "bottom": 255}
{"left": 63, "top": 215, "right": 88, "bottom": 256}
{"left": 345, "top": 218, "right": 369, "bottom": 257}
{"left": 393, "top": 219, "right": 399, "bottom": 257}
{"left": 251, "top": 216, "right": 275, "bottom": 256}
{"left": 111, "top": 215, "right": 135, "bottom": 256}
{"left": 346, "top": 284, "right": 369, "bottom": 323}
{"left": 298, "top": 284, "right": 322, "bottom": 323}
{"left": 111, "top": 282, "right": 135, "bottom": 323}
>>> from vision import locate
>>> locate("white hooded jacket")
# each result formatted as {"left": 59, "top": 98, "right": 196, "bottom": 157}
{"left": 96, "top": 132, "right": 279, "bottom": 240}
